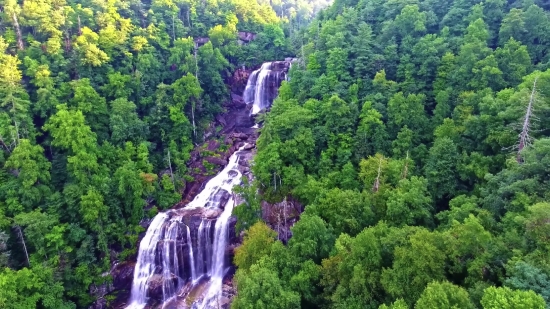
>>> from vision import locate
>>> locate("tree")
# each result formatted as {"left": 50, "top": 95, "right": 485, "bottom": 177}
{"left": 425, "top": 137, "right": 460, "bottom": 201}
{"left": 498, "top": 9, "right": 526, "bottom": 46}
{"left": 380, "top": 299, "right": 408, "bottom": 309}
{"left": 495, "top": 39, "right": 531, "bottom": 88}
{"left": 385, "top": 176, "right": 433, "bottom": 227}
{"left": 505, "top": 261, "right": 550, "bottom": 306}
{"left": 43, "top": 106, "right": 98, "bottom": 184}
{"left": 415, "top": 281, "right": 475, "bottom": 309}
{"left": 109, "top": 98, "right": 148, "bottom": 145}
{"left": 481, "top": 286, "right": 546, "bottom": 309}
{"left": 288, "top": 214, "right": 334, "bottom": 264}
{"left": 454, "top": 19, "right": 492, "bottom": 91}
{"left": 232, "top": 258, "right": 301, "bottom": 309}
{"left": 234, "top": 222, "right": 277, "bottom": 272}
{"left": 308, "top": 188, "right": 374, "bottom": 236}
{"left": 354, "top": 101, "right": 389, "bottom": 160}
{"left": 387, "top": 92, "right": 429, "bottom": 140}
{"left": 233, "top": 178, "right": 262, "bottom": 233}
{"left": 0, "top": 54, "right": 32, "bottom": 147}
{"left": 381, "top": 229, "right": 447, "bottom": 306}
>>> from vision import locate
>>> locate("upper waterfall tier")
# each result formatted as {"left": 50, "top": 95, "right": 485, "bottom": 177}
{"left": 243, "top": 61, "right": 292, "bottom": 115}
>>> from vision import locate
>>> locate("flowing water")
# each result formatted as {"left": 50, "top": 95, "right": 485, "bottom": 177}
{"left": 126, "top": 146, "right": 245, "bottom": 309}
{"left": 126, "top": 61, "right": 288, "bottom": 309}
{"left": 243, "top": 62, "right": 286, "bottom": 115}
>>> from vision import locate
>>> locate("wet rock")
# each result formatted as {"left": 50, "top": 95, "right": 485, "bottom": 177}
{"left": 238, "top": 166, "right": 250, "bottom": 174}
{"left": 229, "top": 69, "right": 251, "bottom": 94}
{"left": 203, "top": 208, "right": 223, "bottom": 219}
{"left": 230, "top": 132, "right": 248, "bottom": 140}
{"left": 228, "top": 216, "right": 238, "bottom": 246}
{"left": 205, "top": 157, "right": 227, "bottom": 166}
{"left": 147, "top": 274, "right": 178, "bottom": 301}
{"left": 243, "top": 143, "right": 254, "bottom": 150}
{"left": 230, "top": 93, "right": 246, "bottom": 108}
{"left": 112, "top": 262, "right": 136, "bottom": 290}
{"left": 261, "top": 197, "right": 303, "bottom": 243}
{"left": 194, "top": 37, "right": 210, "bottom": 47}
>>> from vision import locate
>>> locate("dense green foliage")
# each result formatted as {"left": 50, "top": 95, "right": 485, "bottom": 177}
{"left": 233, "top": 0, "right": 550, "bottom": 308}
{"left": 0, "top": 0, "right": 335, "bottom": 306}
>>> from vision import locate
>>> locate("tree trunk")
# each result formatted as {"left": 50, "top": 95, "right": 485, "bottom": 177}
{"left": 15, "top": 225, "right": 30, "bottom": 267}
{"left": 12, "top": 13, "right": 24, "bottom": 51}
{"left": 517, "top": 77, "right": 538, "bottom": 163}
{"left": 167, "top": 149, "right": 175, "bottom": 187}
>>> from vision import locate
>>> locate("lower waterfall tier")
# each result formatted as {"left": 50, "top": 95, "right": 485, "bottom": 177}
{"left": 126, "top": 145, "right": 250, "bottom": 309}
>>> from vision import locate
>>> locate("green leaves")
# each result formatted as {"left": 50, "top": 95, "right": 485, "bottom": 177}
{"left": 425, "top": 137, "right": 460, "bottom": 200}
{"left": 481, "top": 286, "right": 546, "bottom": 309}
{"left": 385, "top": 176, "right": 433, "bottom": 227}
{"left": 415, "top": 281, "right": 475, "bottom": 309}
{"left": 5, "top": 139, "right": 50, "bottom": 189}
{"left": 232, "top": 258, "right": 301, "bottom": 309}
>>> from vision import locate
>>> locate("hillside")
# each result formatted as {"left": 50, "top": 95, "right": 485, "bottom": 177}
{"left": 231, "top": 0, "right": 550, "bottom": 308}
{"left": 0, "top": 0, "right": 328, "bottom": 307}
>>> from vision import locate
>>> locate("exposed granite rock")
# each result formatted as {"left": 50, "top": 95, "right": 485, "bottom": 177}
{"left": 238, "top": 32, "right": 257, "bottom": 42}
{"left": 204, "top": 156, "right": 228, "bottom": 166}
{"left": 206, "top": 140, "right": 220, "bottom": 151}
{"left": 261, "top": 197, "right": 303, "bottom": 243}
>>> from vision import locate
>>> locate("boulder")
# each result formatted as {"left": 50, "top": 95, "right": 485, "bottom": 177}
{"left": 194, "top": 37, "right": 210, "bottom": 47}
{"left": 231, "top": 93, "right": 245, "bottom": 106}
{"left": 147, "top": 274, "right": 178, "bottom": 301}
{"left": 205, "top": 156, "right": 227, "bottom": 166}
{"left": 237, "top": 32, "right": 257, "bottom": 42}
{"left": 207, "top": 140, "right": 220, "bottom": 151}
{"left": 203, "top": 208, "right": 223, "bottom": 219}
{"left": 230, "top": 132, "right": 248, "bottom": 140}
{"left": 112, "top": 262, "right": 136, "bottom": 290}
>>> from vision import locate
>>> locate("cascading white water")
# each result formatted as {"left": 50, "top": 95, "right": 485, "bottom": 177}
{"left": 186, "top": 225, "right": 196, "bottom": 282}
{"left": 251, "top": 63, "right": 273, "bottom": 115}
{"left": 243, "top": 62, "right": 286, "bottom": 115}
{"left": 197, "top": 192, "right": 236, "bottom": 308}
{"left": 127, "top": 213, "right": 169, "bottom": 308}
{"left": 126, "top": 146, "right": 246, "bottom": 309}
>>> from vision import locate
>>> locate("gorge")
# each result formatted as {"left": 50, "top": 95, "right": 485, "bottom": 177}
{"left": 123, "top": 60, "right": 291, "bottom": 309}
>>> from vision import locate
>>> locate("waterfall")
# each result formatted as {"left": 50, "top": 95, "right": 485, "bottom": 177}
{"left": 127, "top": 213, "right": 170, "bottom": 308}
{"left": 126, "top": 61, "right": 289, "bottom": 309}
{"left": 243, "top": 62, "right": 286, "bottom": 115}
{"left": 197, "top": 191, "right": 236, "bottom": 308}
{"left": 186, "top": 225, "right": 196, "bottom": 282}
{"left": 126, "top": 146, "right": 246, "bottom": 309}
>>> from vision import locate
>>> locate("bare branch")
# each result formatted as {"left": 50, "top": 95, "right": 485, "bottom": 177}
{"left": 373, "top": 157, "right": 382, "bottom": 192}
{"left": 517, "top": 77, "right": 538, "bottom": 163}
{"left": 401, "top": 151, "right": 410, "bottom": 179}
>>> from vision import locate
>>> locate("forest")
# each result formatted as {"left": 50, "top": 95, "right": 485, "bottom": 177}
{"left": 1, "top": 0, "right": 550, "bottom": 307}
{"left": 0, "top": 0, "right": 326, "bottom": 307}
{"left": 231, "top": 0, "right": 550, "bottom": 308}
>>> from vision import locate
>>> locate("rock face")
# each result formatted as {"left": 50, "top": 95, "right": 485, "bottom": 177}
{"left": 238, "top": 32, "right": 257, "bottom": 43}
{"left": 261, "top": 197, "right": 303, "bottom": 243}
